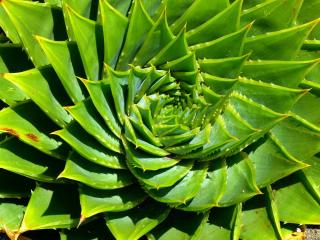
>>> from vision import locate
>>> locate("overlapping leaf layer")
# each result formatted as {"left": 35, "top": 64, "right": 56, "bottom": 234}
{"left": 1, "top": 0, "right": 320, "bottom": 239}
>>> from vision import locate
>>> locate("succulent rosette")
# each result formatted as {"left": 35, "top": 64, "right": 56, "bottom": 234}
{"left": 0, "top": 0, "right": 320, "bottom": 239}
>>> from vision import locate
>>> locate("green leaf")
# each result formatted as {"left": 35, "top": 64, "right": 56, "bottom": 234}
{"left": 124, "top": 141, "right": 179, "bottom": 171}
{"left": 186, "top": 0, "right": 242, "bottom": 45}
{"left": 128, "top": 160, "right": 193, "bottom": 189}
{"left": 82, "top": 78, "right": 122, "bottom": 138}
{"left": 242, "top": 59, "right": 319, "bottom": 88}
{"left": 145, "top": 163, "right": 207, "bottom": 205}
{"left": 0, "top": 102, "right": 65, "bottom": 158}
{"left": 1, "top": 0, "right": 61, "bottom": 66}
{"left": 116, "top": 0, "right": 154, "bottom": 70}
{"left": 107, "top": 0, "right": 132, "bottom": 16}
{"left": 147, "top": 210, "right": 208, "bottom": 240}
{"left": 63, "top": 0, "right": 93, "bottom": 18}
{"left": 250, "top": 136, "right": 307, "bottom": 187}
{"left": 218, "top": 153, "right": 261, "bottom": 207}
{"left": 241, "top": 0, "right": 299, "bottom": 35}
{"left": 159, "top": 127, "right": 200, "bottom": 147}
{"left": 178, "top": 160, "right": 227, "bottom": 211}
{"left": 106, "top": 201, "right": 170, "bottom": 240}
{"left": 149, "top": 28, "right": 189, "bottom": 66}
{"left": 160, "top": 53, "right": 196, "bottom": 72}
{"left": 228, "top": 92, "right": 286, "bottom": 129}
{"left": 170, "top": 0, "right": 229, "bottom": 33}
{"left": 36, "top": 36, "right": 85, "bottom": 103}
{"left": 221, "top": 104, "right": 257, "bottom": 139}
{"left": 0, "top": 169, "right": 35, "bottom": 198}
{"left": 133, "top": 10, "right": 174, "bottom": 66}
{"left": 233, "top": 77, "right": 306, "bottom": 113}
{"left": 0, "top": 5, "right": 20, "bottom": 43}
{"left": 100, "top": 0, "right": 128, "bottom": 68}
{"left": 240, "top": 195, "right": 280, "bottom": 240}
{"left": 65, "top": 98, "right": 122, "bottom": 153}
{"left": 273, "top": 175, "right": 320, "bottom": 224}
{"left": 196, "top": 206, "right": 238, "bottom": 240}
{"left": 108, "top": 69, "right": 127, "bottom": 125}
{"left": 292, "top": 93, "right": 320, "bottom": 127}
{"left": 0, "top": 77, "right": 28, "bottom": 107}
{"left": 202, "top": 73, "right": 237, "bottom": 95}
{"left": 0, "top": 200, "right": 25, "bottom": 235}
{"left": 198, "top": 54, "right": 249, "bottom": 78}
{"left": 3, "top": 67, "right": 72, "bottom": 128}
{"left": 0, "top": 137, "right": 63, "bottom": 182}
{"left": 53, "top": 122, "right": 126, "bottom": 169}
{"left": 79, "top": 185, "right": 147, "bottom": 218}
{"left": 65, "top": 4, "right": 101, "bottom": 80}
{"left": 244, "top": 20, "right": 319, "bottom": 60}
{"left": 297, "top": 0, "right": 320, "bottom": 39}
{"left": 59, "top": 152, "right": 135, "bottom": 190}
{"left": 190, "top": 23, "right": 251, "bottom": 59}
{"left": 302, "top": 156, "right": 320, "bottom": 194}
{"left": 165, "top": 124, "right": 211, "bottom": 155}
{"left": 20, "top": 185, "right": 80, "bottom": 232}
{"left": 270, "top": 117, "right": 320, "bottom": 161}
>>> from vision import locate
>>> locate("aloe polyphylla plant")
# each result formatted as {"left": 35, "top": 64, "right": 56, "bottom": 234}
{"left": 0, "top": 0, "right": 320, "bottom": 239}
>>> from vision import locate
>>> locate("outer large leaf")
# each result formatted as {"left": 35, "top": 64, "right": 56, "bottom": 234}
{"left": 65, "top": 5, "right": 102, "bottom": 80}
{"left": 116, "top": 0, "right": 154, "bottom": 70}
{"left": 65, "top": 98, "right": 122, "bottom": 153}
{"left": 79, "top": 185, "right": 147, "bottom": 218}
{"left": 273, "top": 175, "right": 320, "bottom": 224}
{"left": 145, "top": 163, "right": 207, "bottom": 205}
{"left": 0, "top": 200, "right": 25, "bottom": 238}
{"left": 0, "top": 102, "right": 65, "bottom": 158}
{"left": 0, "top": 138, "right": 63, "bottom": 182}
{"left": 186, "top": 0, "right": 242, "bottom": 45}
{"left": 53, "top": 122, "right": 126, "bottom": 169}
{"left": 20, "top": 185, "right": 81, "bottom": 232}
{"left": 178, "top": 160, "right": 227, "bottom": 211}
{"left": 1, "top": 0, "right": 65, "bottom": 66}
{"left": 3, "top": 67, "right": 72, "bottom": 128}
{"left": 244, "top": 20, "right": 318, "bottom": 60}
{"left": 105, "top": 201, "right": 170, "bottom": 240}
{"left": 148, "top": 210, "right": 208, "bottom": 240}
{"left": 218, "top": 153, "right": 261, "bottom": 206}
{"left": 100, "top": 0, "right": 128, "bottom": 68}
{"left": 59, "top": 152, "right": 135, "bottom": 190}
{"left": 250, "top": 136, "right": 307, "bottom": 187}
{"left": 36, "top": 37, "right": 85, "bottom": 103}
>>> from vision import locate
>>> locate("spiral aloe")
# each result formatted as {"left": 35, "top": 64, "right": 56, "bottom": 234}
{"left": 0, "top": 0, "right": 320, "bottom": 239}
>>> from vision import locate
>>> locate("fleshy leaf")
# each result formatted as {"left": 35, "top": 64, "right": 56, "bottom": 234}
{"left": 79, "top": 185, "right": 147, "bottom": 218}
{"left": 65, "top": 4, "right": 102, "bottom": 80}
{"left": 186, "top": 0, "right": 242, "bottom": 45}
{"left": 116, "top": 0, "right": 154, "bottom": 70}
{"left": 100, "top": 0, "right": 128, "bottom": 68}
{"left": 65, "top": 98, "right": 122, "bottom": 153}
{"left": 105, "top": 201, "right": 170, "bottom": 240}
{"left": 53, "top": 122, "right": 126, "bottom": 169}
{"left": 218, "top": 153, "right": 261, "bottom": 206}
{"left": 59, "top": 152, "right": 135, "bottom": 190}
{"left": 36, "top": 36, "right": 84, "bottom": 103}
{"left": 0, "top": 137, "right": 63, "bottom": 182}
{"left": 20, "top": 185, "right": 80, "bottom": 232}
{"left": 3, "top": 67, "right": 72, "bottom": 128}
{"left": 244, "top": 20, "right": 319, "bottom": 60}
{"left": 2, "top": 0, "right": 65, "bottom": 66}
